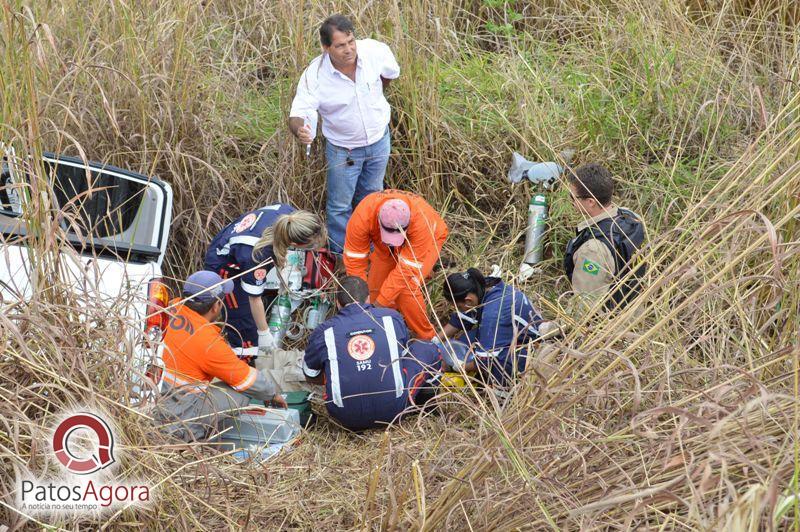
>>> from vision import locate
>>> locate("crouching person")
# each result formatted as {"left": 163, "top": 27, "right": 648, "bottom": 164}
{"left": 303, "top": 276, "right": 442, "bottom": 431}
{"left": 155, "top": 271, "right": 286, "bottom": 442}
{"left": 441, "top": 268, "right": 542, "bottom": 387}
{"left": 564, "top": 163, "right": 646, "bottom": 312}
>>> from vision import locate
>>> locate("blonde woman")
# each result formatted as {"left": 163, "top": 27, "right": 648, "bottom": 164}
{"left": 203, "top": 205, "right": 326, "bottom": 361}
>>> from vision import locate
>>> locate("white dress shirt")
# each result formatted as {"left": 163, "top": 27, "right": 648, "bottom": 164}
{"left": 289, "top": 39, "right": 400, "bottom": 149}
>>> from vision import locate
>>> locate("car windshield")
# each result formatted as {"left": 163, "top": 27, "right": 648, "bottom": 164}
{"left": 0, "top": 161, "right": 23, "bottom": 216}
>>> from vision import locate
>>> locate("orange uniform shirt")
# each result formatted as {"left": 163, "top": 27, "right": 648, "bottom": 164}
{"left": 161, "top": 299, "right": 259, "bottom": 393}
{"left": 344, "top": 190, "right": 448, "bottom": 307}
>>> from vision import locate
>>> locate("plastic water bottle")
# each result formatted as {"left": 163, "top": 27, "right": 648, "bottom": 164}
{"left": 304, "top": 116, "right": 312, "bottom": 158}
{"left": 304, "top": 297, "right": 322, "bottom": 331}
{"left": 318, "top": 298, "right": 331, "bottom": 320}
{"left": 522, "top": 194, "right": 547, "bottom": 266}
{"left": 304, "top": 296, "right": 331, "bottom": 331}
{"left": 268, "top": 294, "right": 292, "bottom": 346}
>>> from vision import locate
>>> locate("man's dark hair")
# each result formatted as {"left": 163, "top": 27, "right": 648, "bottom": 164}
{"left": 567, "top": 163, "right": 615, "bottom": 206}
{"left": 183, "top": 298, "right": 216, "bottom": 316}
{"left": 320, "top": 14, "right": 354, "bottom": 47}
{"left": 337, "top": 276, "right": 369, "bottom": 307}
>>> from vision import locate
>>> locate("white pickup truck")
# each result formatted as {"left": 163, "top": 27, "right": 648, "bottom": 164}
{"left": 0, "top": 149, "right": 173, "bottom": 385}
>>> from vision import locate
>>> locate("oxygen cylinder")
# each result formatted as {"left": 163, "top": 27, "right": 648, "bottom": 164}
{"left": 522, "top": 194, "right": 548, "bottom": 266}
{"left": 268, "top": 294, "right": 293, "bottom": 346}
{"left": 304, "top": 296, "right": 331, "bottom": 331}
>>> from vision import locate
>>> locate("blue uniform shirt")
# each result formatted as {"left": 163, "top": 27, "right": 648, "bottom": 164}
{"left": 303, "top": 303, "right": 440, "bottom": 431}
{"left": 447, "top": 279, "right": 541, "bottom": 385}
{"left": 204, "top": 204, "right": 295, "bottom": 295}
{"left": 203, "top": 204, "right": 295, "bottom": 350}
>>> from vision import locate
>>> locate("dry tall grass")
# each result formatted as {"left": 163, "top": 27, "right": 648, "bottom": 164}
{"left": 1, "top": 0, "right": 799, "bottom": 529}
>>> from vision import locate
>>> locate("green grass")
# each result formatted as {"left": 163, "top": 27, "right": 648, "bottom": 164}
{"left": 225, "top": 79, "right": 295, "bottom": 142}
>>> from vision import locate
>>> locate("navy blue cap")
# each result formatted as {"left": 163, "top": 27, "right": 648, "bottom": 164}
{"left": 182, "top": 271, "right": 234, "bottom": 302}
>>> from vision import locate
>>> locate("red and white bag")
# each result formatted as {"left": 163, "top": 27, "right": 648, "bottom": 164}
{"left": 302, "top": 249, "right": 336, "bottom": 290}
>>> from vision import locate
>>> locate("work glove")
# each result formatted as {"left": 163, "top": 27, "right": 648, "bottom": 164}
{"left": 433, "top": 336, "right": 467, "bottom": 372}
{"left": 430, "top": 336, "right": 452, "bottom": 370}
{"left": 518, "top": 262, "right": 540, "bottom": 283}
{"left": 448, "top": 355, "right": 464, "bottom": 372}
{"left": 257, "top": 329, "right": 278, "bottom": 354}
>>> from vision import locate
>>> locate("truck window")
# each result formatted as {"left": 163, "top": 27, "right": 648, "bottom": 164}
{"left": 43, "top": 157, "right": 168, "bottom": 258}
{"left": 47, "top": 160, "right": 145, "bottom": 239}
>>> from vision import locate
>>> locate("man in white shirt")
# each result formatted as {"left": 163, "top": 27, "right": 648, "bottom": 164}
{"left": 288, "top": 14, "right": 400, "bottom": 255}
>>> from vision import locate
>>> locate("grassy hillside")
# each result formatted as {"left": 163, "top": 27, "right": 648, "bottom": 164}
{"left": 1, "top": 0, "right": 799, "bottom": 529}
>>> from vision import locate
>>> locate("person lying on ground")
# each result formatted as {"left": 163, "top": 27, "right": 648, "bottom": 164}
{"left": 343, "top": 189, "right": 448, "bottom": 340}
{"left": 254, "top": 346, "right": 321, "bottom": 395}
{"left": 302, "top": 275, "right": 442, "bottom": 431}
{"left": 155, "top": 271, "right": 287, "bottom": 442}
{"left": 439, "top": 268, "right": 542, "bottom": 387}
{"left": 203, "top": 205, "right": 326, "bottom": 362}
{"left": 564, "top": 163, "right": 647, "bottom": 314}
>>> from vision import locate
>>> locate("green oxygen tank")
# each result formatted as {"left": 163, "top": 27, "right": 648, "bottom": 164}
{"left": 522, "top": 194, "right": 548, "bottom": 266}
{"left": 268, "top": 294, "right": 292, "bottom": 346}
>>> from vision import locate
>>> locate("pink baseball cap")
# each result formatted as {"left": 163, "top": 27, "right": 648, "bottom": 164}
{"left": 378, "top": 199, "right": 411, "bottom": 247}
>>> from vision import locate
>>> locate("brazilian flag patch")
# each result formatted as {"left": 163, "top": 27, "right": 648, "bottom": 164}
{"left": 582, "top": 259, "right": 601, "bottom": 276}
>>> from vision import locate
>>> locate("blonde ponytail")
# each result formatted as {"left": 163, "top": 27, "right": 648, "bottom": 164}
{"left": 252, "top": 210, "right": 326, "bottom": 267}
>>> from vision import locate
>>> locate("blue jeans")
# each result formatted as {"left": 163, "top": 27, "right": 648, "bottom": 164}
{"left": 325, "top": 128, "right": 391, "bottom": 254}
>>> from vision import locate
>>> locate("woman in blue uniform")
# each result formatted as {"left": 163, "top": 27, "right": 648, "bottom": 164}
{"left": 440, "top": 268, "right": 542, "bottom": 386}
{"left": 203, "top": 205, "right": 326, "bottom": 360}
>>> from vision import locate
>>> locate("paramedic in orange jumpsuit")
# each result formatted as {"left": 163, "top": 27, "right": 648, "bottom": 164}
{"left": 343, "top": 190, "right": 448, "bottom": 340}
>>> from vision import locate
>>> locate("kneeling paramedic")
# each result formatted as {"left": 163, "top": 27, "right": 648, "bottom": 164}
{"left": 440, "top": 268, "right": 542, "bottom": 387}
{"left": 156, "top": 271, "right": 286, "bottom": 442}
{"left": 564, "top": 163, "right": 646, "bottom": 313}
{"left": 203, "top": 205, "right": 326, "bottom": 361}
{"left": 303, "top": 276, "right": 442, "bottom": 431}
{"left": 343, "top": 189, "right": 448, "bottom": 340}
